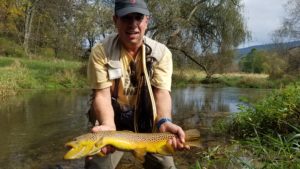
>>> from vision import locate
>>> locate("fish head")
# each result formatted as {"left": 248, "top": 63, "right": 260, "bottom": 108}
{"left": 64, "top": 133, "right": 102, "bottom": 159}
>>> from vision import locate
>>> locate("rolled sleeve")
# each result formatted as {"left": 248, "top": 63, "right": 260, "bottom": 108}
{"left": 87, "top": 43, "right": 112, "bottom": 89}
{"left": 151, "top": 49, "right": 173, "bottom": 91}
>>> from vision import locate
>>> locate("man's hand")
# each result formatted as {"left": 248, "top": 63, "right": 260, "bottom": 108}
{"left": 159, "top": 122, "right": 190, "bottom": 150}
{"left": 86, "top": 124, "right": 116, "bottom": 161}
{"left": 89, "top": 88, "right": 116, "bottom": 156}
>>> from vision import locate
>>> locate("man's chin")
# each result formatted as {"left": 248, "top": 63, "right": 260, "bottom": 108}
{"left": 120, "top": 36, "right": 142, "bottom": 47}
{"left": 127, "top": 38, "right": 142, "bottom": 46}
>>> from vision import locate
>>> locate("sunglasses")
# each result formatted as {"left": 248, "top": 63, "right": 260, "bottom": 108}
{"left": 120, "top": 13, "right": 145, "bottom": 23}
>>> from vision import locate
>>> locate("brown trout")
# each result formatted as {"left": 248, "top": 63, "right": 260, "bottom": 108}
{"left": 64, "top": 129, "right": 201, "bottom": 161}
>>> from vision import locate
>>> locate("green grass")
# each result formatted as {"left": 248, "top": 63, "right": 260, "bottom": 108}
{"left": 228, "top": 83, "right": 300, "bottom": 138}
{"left": 0, "top": 56, "right": 87, "bottom": 91}
{"left": 172, "top": 69, "right": 299, "bottom": 89}
{"left": 192, "top": 133, "right": 300, "bottom": 169}
{"left": 172, "top": 68, "right": 272, "bottom": 89}
{"left": 191, "top": 83, "right": 300, "bottom": 169}
{"left": 0, "top": 37, "right": 88, "bottom": 93}
{"left": 172, "top": 68, "right": 206, "bottom": 87}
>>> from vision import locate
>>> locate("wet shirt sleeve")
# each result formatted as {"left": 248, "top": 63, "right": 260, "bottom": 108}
{"left": 151, "top": 48, "right": 173, "bottom": 91}
{"left": 87, "top": 43, "right": 112, "bottom": 89}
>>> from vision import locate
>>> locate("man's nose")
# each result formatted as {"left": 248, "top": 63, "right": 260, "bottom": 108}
{"left": 128, "top": 17, "right": 140, "bottom": 26}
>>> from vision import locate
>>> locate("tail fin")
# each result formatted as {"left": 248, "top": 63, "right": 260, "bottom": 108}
{"left": 185, "top": 129, "right": 202, "bottom": 148}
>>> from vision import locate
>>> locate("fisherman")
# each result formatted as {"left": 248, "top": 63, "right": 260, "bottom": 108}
{"left": 86, "top": 0, "right": 188, "bottom": 168}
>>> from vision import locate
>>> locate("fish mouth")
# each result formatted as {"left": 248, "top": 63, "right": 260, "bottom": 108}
{"left": 64, "top": 142, "right": 86, "bottom": 160}
{"left": 65, "top": 142, "right": 77, "bottom": 148}
{"left": 64, "top": 141, "right": 100, "bottom": 160}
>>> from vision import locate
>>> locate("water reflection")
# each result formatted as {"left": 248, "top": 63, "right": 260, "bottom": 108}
{"left": 0, "top": 90, "right": 90, "bottom": 169}
{"left": 172, "top": 86, "right": 270, "bottom": 115}
{"left": 0, "top": 87, "right": 271, "bottom": 169}
{"left": 171, "top": 86, "right": 271, "bottom": 148}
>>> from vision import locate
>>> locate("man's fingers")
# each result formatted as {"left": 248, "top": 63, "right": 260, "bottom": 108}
{"left": 171, "top": 137, "right": 177, "bottom": 149}
{"left": 91, "top": 125, "right": 116, "bottom": 133}
{"left": 92, "top": 126, "right": 102, "bottom": 133}
{"left": 177, "top": 128, "right": 185, "bottom": 143}
{"left": 101, "top": 145, "right": 115, "bottom": 155}
{"left": 106, "top": 146, "right": 115, "bottom": 153}
{"left": 101, "top": 147, "right": 108, "bottom": 154}
{"left": 160, "top": 122, "right": 189, "bottom": 151}
{"left": 86, "top": 156, "right": 93, "bottom": 161}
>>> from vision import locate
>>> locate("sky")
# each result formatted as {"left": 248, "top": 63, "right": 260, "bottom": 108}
{"left": 240, "top": 0, "right": 289, "bottom": 48}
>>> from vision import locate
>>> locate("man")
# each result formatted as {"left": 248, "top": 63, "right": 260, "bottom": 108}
{"left": 86, "top": 0, "right": 188, "bottom": 168}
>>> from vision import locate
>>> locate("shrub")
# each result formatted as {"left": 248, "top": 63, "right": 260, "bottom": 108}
{"left": 0, "top": 38, "right": 26, "bottom": 58}
{"left": 229, "top": 83, "right": 300, "bottom": 138}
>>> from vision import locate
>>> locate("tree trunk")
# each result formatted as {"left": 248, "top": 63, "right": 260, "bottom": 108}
{"left": 23, "top": 0, "right": 40, "bottom": 56}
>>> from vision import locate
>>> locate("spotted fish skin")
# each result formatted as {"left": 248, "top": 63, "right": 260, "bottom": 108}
{"left": 64, "top": 130, "right": 200, "bottom": 161}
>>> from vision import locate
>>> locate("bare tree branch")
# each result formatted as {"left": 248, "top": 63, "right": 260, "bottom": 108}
{"left": 168, "top": 45, "right": 208, "bottom": 73}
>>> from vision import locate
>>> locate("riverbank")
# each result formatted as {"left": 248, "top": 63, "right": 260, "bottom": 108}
{"left": 173, "top": 68, "right": 299, "bottom": 89}
{"left": 191, "top": 83, "right": 300, "bottom": 169}
{"left": 0, "top": 56, "right": 87, "bottom": 98}
{"left": 1, "top": 56, "right": 299, "bottom": 98}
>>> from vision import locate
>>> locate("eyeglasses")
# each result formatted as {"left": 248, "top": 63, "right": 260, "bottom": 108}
{"left": 120, "top": 13, "right": 145, "bottom": 23}
{"left": 129, "top": 61, "right": 137, "bottom": 87}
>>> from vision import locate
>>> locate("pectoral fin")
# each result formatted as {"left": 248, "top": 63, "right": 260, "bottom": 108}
{"left": 163, "top": 141, "right": 175, "bottom": 155}
{"left": 132, "top": 148, "right": 147, "bottom": 162}
{"left": 95, "top": 140, "right": 106, "bottom": 157}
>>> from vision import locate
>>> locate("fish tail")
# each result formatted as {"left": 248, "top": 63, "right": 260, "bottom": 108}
{"left": 184, "top": 129, "right": 202, "bottom": 148}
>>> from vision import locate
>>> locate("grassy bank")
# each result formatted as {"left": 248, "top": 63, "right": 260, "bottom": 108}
{"left": 0, "top": 56, "right": 87, "bottom": 97}
{"left": 227, "top": 83, "right": 300, "bottom": 168}
{"left": 0, "top": 56, "right": 272, "bottom": 91}
{"left": 172, "top": 68, "right": 299, "bottom": 89}
{"left": 191, "top": 83, "right": 300, "bottom": 169}
{"left": 173, "top": 68, "right": 272, "bottom": 88}
{"left": 1, "top": 56, "right": 296, "bottom": 93}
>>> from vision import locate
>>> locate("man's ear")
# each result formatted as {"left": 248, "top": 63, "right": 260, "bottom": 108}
{"left": 145, "top": 16, "right": 150, "bottom": 25}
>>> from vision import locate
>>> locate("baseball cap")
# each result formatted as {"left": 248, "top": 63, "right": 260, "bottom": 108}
{"left": 115, "top": 0, "right": 150, "bottom": 17}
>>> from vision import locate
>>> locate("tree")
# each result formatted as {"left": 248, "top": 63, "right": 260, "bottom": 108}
{"left": 272, "top": 0, "right": 300, "bottom": 77}
{"left": 263, "top": 52, "right": 287, "bottom": 79}
{"left": 0, "top": 0, "right": 26, "bottom": 40}
{"left": 239, "top": 49, "right": 287, "bottom": 79}
{"left": 240, "top": 48, "right": 265, "bottom": 73}
{"left": 287, "top": 47, "right": 300, "bottom": 76}
{"left": 274, "top": 0, "right": 300, "bottom": 41}
{"left": 79, "top": 0, "right": 114, "bottom": 52}
{"left": 23, "top": 0, "right": 41, "bottom": 55}
{"left": 147, "top": 0, "right": 248, "bottom": 79}
{"left": 1, "top": 0, "right": 248, "bottom": 63}
{"left": 282, "top": 0, "right": 300, "bottom": 39}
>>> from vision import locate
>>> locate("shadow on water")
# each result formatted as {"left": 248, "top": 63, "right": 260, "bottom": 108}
{"left": 0, "top": 87, "right": 271, "bottom": 169}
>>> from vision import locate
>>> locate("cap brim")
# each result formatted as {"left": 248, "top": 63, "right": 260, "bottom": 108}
{"left": 116, "top": 7, "right": 150, "bottom": 17}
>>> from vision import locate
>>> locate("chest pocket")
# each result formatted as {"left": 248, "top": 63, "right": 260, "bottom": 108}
{"left": 107, "top": 60, "right": 122, "bottom": 80}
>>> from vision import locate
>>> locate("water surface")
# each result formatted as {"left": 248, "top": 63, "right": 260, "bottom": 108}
{"left": 0, "top": 87, "right": 271, "bottom": 169}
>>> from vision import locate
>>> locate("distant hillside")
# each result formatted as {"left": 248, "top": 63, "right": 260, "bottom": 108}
{"left": 236, "top": 40, "right": 300, "bottom": 57}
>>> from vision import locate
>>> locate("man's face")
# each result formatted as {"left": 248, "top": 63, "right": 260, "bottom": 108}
{"left": 114, "top": 13, "right": 148, "bottom": 48}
